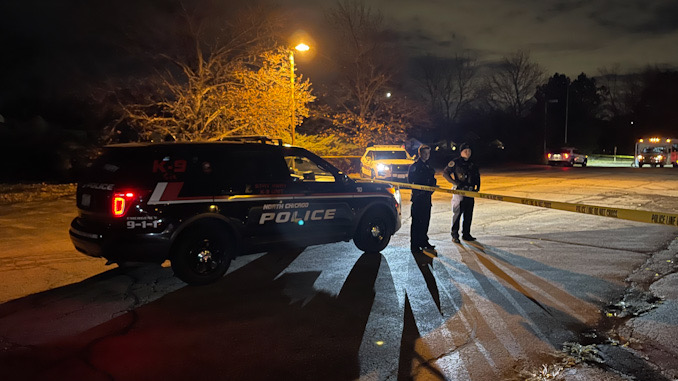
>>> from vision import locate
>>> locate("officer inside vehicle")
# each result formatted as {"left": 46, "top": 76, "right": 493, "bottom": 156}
{"left": 443, "top": 142, "right": 480, "bottom": 243}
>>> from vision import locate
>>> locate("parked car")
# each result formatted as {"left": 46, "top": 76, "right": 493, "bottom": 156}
{"left": 547, "top": 147, "right": 587, "bottom": 167}
{"left": 360, "top": 145, "right": 414, "bottom": 180}
{"left": 69, "top": 137, "right": 402, "bottom": 285}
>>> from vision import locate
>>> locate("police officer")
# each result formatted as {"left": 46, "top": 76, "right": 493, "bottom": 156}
{"left": 408, "top": 145, "right": 437, "bottom": 254}
{"left": 443, "top": 143, "right": 480, "bottom": 243}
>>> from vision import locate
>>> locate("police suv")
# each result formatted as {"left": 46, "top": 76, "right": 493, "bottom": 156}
{"left": 69, "top": 138, "right": 402, "bottom": 285}
{"left": 360, "top": 145, "right": 414, "bottom": 180}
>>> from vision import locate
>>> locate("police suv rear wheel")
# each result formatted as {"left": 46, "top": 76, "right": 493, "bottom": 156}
{"left": 353, "top": 211, "right": 392, "bottom": 253}
{"left": 171, "top": 224, "right": 233, "bottom": 285}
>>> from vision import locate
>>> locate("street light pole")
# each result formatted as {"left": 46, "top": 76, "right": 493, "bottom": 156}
{"left": 544, "top": 98, "right": 558, "bottom": 162}
{"left": 564, "top": 82, "right": 570, "bottom": 144}
{"left": 290, "top": 50, "right": 296, "bottom": 146}
{"left": 289, "top": 43, "right": 309, "bottom": 146}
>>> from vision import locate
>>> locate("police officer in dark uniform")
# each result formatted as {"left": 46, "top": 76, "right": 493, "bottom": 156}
{"left": 408, "top": 145, "right": 437, "bottom": 254}
{"left": 443, "top": 143, "right": 480, "bottom": 243}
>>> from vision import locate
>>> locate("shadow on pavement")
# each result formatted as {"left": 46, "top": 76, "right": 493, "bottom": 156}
{"left": 0, "top": 249, "right": 383, "bottom": 381}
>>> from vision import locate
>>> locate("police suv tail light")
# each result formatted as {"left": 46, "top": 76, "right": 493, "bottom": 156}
{"left": 547, "top": 153, "right": 552, "bottom": 159}
{"left": 112, "top": 191, "right": 136, "bottom": 217}
{"left": 563, "top": 153, "right": 570, "bottom": 159}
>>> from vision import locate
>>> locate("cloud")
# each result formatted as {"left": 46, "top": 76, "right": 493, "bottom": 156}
{"left": 588, "top": 0, "right": 678, "bottom": 35}
{"left": 361, "top": 0, "right": 678, "bottom": 76}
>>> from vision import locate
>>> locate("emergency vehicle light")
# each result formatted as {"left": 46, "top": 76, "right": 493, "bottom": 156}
{"left": 113, "top": 192, "right": 136, "bottom": 217}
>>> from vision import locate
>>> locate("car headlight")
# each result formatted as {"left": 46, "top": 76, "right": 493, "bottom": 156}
{"left": 377, "top": 163, "right": 389, "bottom": 171}
{"left": 637, "top": 155, "right": 643, "bottom": 160}
{"left": 657, "top": 155, "right": 664, "bottom": 160}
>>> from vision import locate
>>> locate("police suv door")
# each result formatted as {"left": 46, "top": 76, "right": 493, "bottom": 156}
{"left": 279, "top": 148, "right": 355, "bottom": 245}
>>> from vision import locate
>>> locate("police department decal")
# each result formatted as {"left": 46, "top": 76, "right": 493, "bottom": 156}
{"left": 126, "top": 216, "right": 161, "bottom": 229}
{"left": 259, "top": 202, "right": 336, "bottom": 224}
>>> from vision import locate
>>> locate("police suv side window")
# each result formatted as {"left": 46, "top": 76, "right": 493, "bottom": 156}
{"left": 214, "top": 150, "right": 290, "bottom": 195}
{"left": 284, "top": 154, "right": 336, "bottom": 183}
{"left": 177, "top": 152, "right": 216, "bottom": 197}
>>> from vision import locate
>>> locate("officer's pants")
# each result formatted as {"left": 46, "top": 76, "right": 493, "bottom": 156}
{"left": 410, "top": 197, "right": 432, "bottom": 250}
{"left": 451, "top": 194, "right": 474, "bottom": 237}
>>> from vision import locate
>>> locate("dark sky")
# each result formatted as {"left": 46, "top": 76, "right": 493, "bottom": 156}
{"left": 1, "top": 0, "right": 677, "bottom": 107}
{"left": 287, "top": 0, "right": 678, "bottom": 77}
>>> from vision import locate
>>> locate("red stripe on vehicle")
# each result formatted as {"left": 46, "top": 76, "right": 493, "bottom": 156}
{"left": 160, "top": 182, "right": 184, "bottom": 201}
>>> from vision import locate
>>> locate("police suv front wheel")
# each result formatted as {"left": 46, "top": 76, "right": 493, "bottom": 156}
{"left": 353, "top": 211, "right": 393, "bottom": 253}
{"left": 171, "top": 224, "right": 234, "bottom": 285}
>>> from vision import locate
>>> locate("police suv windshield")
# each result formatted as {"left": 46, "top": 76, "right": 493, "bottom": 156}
{"left": 374, "top": 151, "right": 408, "bottom": 160}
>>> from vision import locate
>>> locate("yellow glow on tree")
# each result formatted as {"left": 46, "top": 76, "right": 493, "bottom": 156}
{"left": 124, "top": 47, "right": 314, "bottom": 142}
{"left": 224, "top": 49, "right": 314, "bottom": 142}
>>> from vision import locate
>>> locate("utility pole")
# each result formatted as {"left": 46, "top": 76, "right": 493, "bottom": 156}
{"left": 564, "top": 82, "right": 570, "bottom": 144}
{"left": 544, "top": 98, "right": 558, "bottom": 162}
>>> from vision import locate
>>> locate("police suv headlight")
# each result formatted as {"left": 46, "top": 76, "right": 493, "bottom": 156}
{"left": 377, "top": 163, "right": 389, "bottom": 172}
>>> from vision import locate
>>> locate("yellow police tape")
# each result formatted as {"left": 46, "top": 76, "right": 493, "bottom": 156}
{"left": 354, "top": 177, "right": 678, "bottom": 228}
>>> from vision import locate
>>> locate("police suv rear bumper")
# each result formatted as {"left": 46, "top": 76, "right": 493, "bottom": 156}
{"left": 69, "top": 218, "right": 170, "bottom": 264}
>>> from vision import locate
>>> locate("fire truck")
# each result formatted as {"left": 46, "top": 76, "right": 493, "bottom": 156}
{"left": 634, "top": 137, "right": 678, "bottom": 167}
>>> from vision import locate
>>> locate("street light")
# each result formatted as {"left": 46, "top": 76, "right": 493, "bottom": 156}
{"left": 290, "top": 43, "right": 309, "bottom": 146}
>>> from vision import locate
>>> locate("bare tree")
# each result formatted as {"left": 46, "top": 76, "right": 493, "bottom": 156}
{"left": 322, "top": 0, "right": 427, "bottom": 146}
{"left": 118, "top": 6, "right": 314, "bottom": 142}
{"left": 487, "top": 50, "right": 545, "bottom": 118}
{"left": 416, "top": 53, "right": 480, "bottom": 130}
{"left": 325, "top": 0, "right": 396, "bottom": 121}
{"left": 597, "top": 64, "right": 626, "bottom": 120}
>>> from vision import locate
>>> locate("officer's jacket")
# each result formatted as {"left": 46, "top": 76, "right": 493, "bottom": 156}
{"left": 443, "top": 157, "right": 480, "bottom": 191}
{"left": 408, "top": 158, "right": 436, "bottom": 200}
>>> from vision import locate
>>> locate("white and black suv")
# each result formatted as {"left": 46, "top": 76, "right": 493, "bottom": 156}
{"left": 547, "top": 147, "right": 587, "bottom": 167}
{"left": 70, "top": 138, "right": 402, "bottom": 285}
{"left": 360, "top": 145, "right": 414, "bottom": 180}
